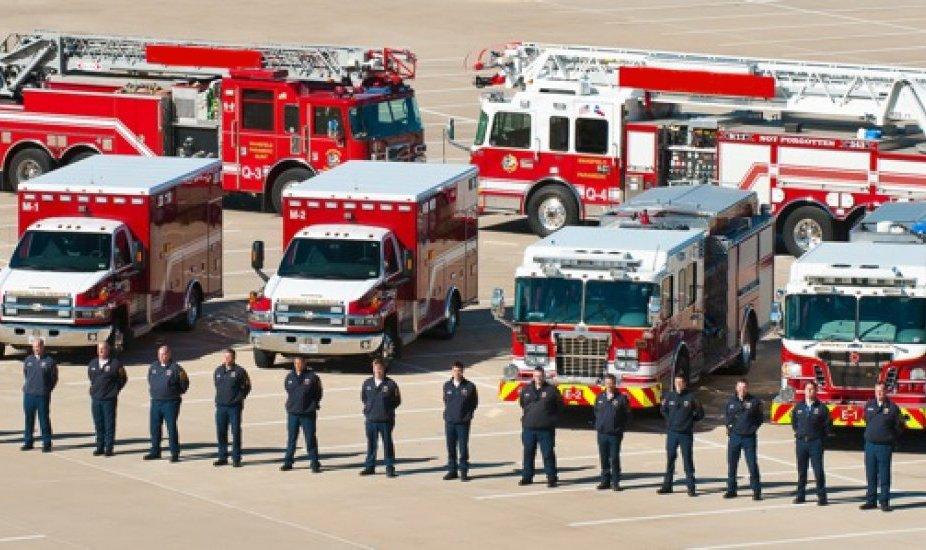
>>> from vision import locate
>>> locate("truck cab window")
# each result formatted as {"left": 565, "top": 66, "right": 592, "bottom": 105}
{"left": 661, "top": 275, "right": 674, "bottom": 318}
{"left": 687, "top": 262, "right": 697, "bottom": 307}
{"left": 284, "top": 104, "right": 299, "bottom": 133}
{"left": 549, "top": 116, "right": 569, "bottom": 152}
{"left": 313, "top": 107, "right": 342, "bottom": 136}
{"left": 241, "top": 89, "right": 275, "bottom": 132}
{"left": 383, "top": 237, "right": 399, "bottom": 276}
{"left": 575, "top": 118, "right": 608, "bottom": 154}
{"left": 114, "top": 230, "right": 131, "bottom": 269}
{"left": 489, "top": 112, "right": 531, "bottom": 149}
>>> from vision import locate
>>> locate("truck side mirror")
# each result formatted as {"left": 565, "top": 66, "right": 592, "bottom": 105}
{"left": 251, "top": 240, "right": 265, "bottom": 270}
{"left": 647, "top": 295, "right": 662, "bottom": 326}
{"left": 402, "top": 249, "right": 414, "bottom": 278}
{"left": 131, "top": 241, "right": 145, "bottom": 270}
{"left": 327, "top": 119, "right": 343, "bottom": 142}
{"left": 770, "top": 301, "right": 783, "bottom": 329}
{"left": 446, "top": 118, "right": 456, "bottom": 141}
{"left": 490, "top": 288, "right": 506, "bottom": 320}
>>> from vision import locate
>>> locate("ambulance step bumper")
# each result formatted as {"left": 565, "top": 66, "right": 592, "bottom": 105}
{"left": 249, "top": 330, "right": 384, "bottom": 356}
{"left": 0, "top": 322, "right": 112, "bottom": 348}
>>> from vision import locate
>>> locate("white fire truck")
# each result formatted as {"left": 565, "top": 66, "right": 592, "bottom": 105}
{"left": 451, "top": 42, "right": 926, "bottom": 255}
{"left": 0, "top": 155, "right": 222, "bottom": 355}
{"left": 247, "top": 161, "right": 478, "bottom": 367}
{"left": 0, "top": 31, "right": 423, "bottom": 212}
{"left": 490, "top": 185, "right": 774, "bottom": 408}
{"left": 771, "top": 202, "right": 926, "bottom": 429}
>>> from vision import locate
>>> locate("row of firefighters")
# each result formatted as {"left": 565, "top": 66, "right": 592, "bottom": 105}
{"left": 19, "top": 338, "right": 905, "bottom": 511}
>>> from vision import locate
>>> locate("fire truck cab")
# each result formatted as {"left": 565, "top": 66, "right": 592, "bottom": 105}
{"left": 771, "top": 202, "right": 926, "bottom": 429}
{"left": 491, "top": 185, "right": 774, "bottom": 408}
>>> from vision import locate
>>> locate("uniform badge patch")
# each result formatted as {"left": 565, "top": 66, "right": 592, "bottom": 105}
{"left": 104, "top": 365, "right": 111, "bottom": 372}
{"left": 165, "top": 369, "right": 171, "bottom": 376}
{"left": 684, "top": 401, "right": 690, "bottom": 407}
{"left": 745, "top": 402, "right": 752, "bottom": 409}
{"left": 883, "top": 407, "right": 890, "bottom": 414}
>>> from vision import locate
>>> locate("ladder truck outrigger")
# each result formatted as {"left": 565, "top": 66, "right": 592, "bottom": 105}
{"left": 770, "top": 202, "right": 926, "bottom": 429}
{"left": 449, "top": 42, "right": 926, "bottom": 255}
{"left": 0, "top": 31, "right": 424, "bottom": 211}
{"left": 490, "top": 185, "right": 774, "bottom": 408}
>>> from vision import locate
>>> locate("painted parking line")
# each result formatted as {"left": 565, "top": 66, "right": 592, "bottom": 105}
{"left": 688, "top": 527, "right": 926, "bottom": 549}
{"left": 570, "top": 503, "right": 802, "bottom": 527}
{"left": 0, "top": 535, "right": 45, "bottom": 544}
{"left": 318, "top": 429, "right": 521, "bottom": 451}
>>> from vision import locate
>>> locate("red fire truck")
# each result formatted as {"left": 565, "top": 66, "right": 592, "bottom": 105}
{"left": 452, "top": 42, "right": 926, "bottom": 255}
{"left": 0, "top": 31, "right": 423, "bottom": 212}
{"left": 770, "top": 202, "right": 926, "bottom": 429}
{"left": 0, "top": 155, "right": 222, "bottom": 355}
{"left": 490, "top": 185, "right": 774, "bottom": 407}
{"left": 247, "top": 161, "right": 478, "bottom": 367}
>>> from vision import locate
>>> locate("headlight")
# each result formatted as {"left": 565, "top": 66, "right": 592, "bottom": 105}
{"left": 781, "top": 361, "right": 802, "bottom": 378}
{"left": 626, "top": 348, "right": 638, "bottom": 359}
{"left": 5, "top": 295, "right": 17, "bottom": 304}
{"left": 249, "top": 310, "right": 272, "bottom": 323}
{"left": 616, "top": 360, "right": 640, "bottom": 372}
{"left": 348, "top": 314, "right": 382, "bottom": 328}
{"left": 779, "top": 386, "right": 795, "bottom": 402}
{"left": 76, "top": 307, "right": 108, "bottom": 320}
{"left": 525, "top": 344, "right": 548, "bottom": 355}
{"left": 525, "top": 355, "right": 548, "bottom": 367}
{"left": 4, "top": 307, "right": 16, "bottom": 316}
{"left": 616, "top": 348, "right": 627, "bottom": 358}
{"left": 503, "top": 364, "right": 519, "bottom": 380}
{"left": 277, "top": 303, "right": 289, "bottom": 312}
{"left": 910, "top": 368, "right": 926, "bottom": 381}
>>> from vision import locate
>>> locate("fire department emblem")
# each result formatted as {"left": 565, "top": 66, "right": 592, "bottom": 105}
{"left": 326, "top": 149, "right": 342, "bottom": 168}
{"left": 501, "top": 154, "right": 518, "bottom": 173}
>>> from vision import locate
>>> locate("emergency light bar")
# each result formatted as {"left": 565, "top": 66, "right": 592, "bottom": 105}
{"left": 806, "top": 276, "right": 916, "bottom": 288}
{"left": 533, "top": 256, "right": 641, "bottom": 271}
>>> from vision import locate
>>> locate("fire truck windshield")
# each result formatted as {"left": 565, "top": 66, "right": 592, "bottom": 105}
{"left": 785, "top": 294, "right": 856, "bottom": 342}
{"left": 278, "top": 238, "right": 381, "bottom": 280}
{"left": 10, "top": 231, "right": 112, "bottom": 272}
{"left": 349, "top": 97, "right": 422, "bottom": 139}
{"left": 785, "top": 294, "right": 926, "bottom": 344}
{"left": 584, "top": 281, "right": 656, "bottom": 327}
{"left": 514, "top": 277, "right": 582, "bottom": 323}
{"left": 859, "top": 296, "right": 926, "bottom": 344}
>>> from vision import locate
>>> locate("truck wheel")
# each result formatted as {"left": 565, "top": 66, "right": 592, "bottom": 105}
{"left": 108, "top": 313, "right": 132, "bottom": 353}
{"left": 781, "top": 206, "right": 833, "bottom": 257}
{"left": 269, "top": 167, "right": 312, "bottom": 213}
{"left": 434, "top": 296, "right": 461, "bottom": 340}
{"left": 253, "top": 348, "right": 276, "bottom": 368}
{"left": 730, "top": 321, "right": 757, "bottom": 375}
{"left": 526, "top": 186, "right": 579, "bottom": 237}
{"left": 673, "top": 352, "right": 691, "bottom": 384}
{"left": 7, "top": 148, "right": 53, "bottom": 191}
{"left": 377, "top": 322, "right": 402, "bottom": 364}
{"left": 176, "top": 286, "right": 202, "bottom": 331}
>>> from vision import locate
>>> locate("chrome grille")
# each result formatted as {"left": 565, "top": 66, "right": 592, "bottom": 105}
{"left": 3, "top": 294, "right": 72, "bottom": 320}
{"left": 275, "top": 301, "right": 344, "bottom": 328}
{"left": 555, "top": 332, "right": 609, "bottom": 379}
{"left": 818, "top": 351, "right": 892, "bottom": 389}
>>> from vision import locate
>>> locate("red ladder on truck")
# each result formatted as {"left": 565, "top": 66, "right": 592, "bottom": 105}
{"left": 0, "top": 30, "right": 416, "bottom": 97}
{"left": 473, "top": 42, "right": 926, "bottom": 133}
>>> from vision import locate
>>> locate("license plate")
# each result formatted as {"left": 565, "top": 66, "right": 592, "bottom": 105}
{"left": 298, "top": 343, "right": 318, "bottom": 354}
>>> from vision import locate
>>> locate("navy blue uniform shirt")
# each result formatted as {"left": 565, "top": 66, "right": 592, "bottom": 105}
{"left": 792, "top": 399, "right": 831, "bottom": 440}
{"left": 443, "top": 378, "right": 479, "bottom": 423}
{"left": 725, "top": 393, "right": 764, "bottom": 436}
{"left": 863, "top": 398, "right": 903, "bottom": 444}
{"left": 215, "top": 363, "right": 251, "bottom": 406}
{"left": 23, "top": 354, "right": 58, "bottom": 396}
{"left": 594, "top": 391, "right": 631, "bottom": 435}
{"left": 660, "top": 389, "right": 704, "bottom": 433}
{"left": 361, "top": 376, "right": 401, "bottom": 422}
{"left": 88, "top": 357, "right": 127, "bottom": 400}
{"left": 519, "top": 381, "right": 562, "bottom": 430}
{"left": 147, "top": 361, "right": 189, "bottom": 400}
{"left": 285, "top": 369, "right": 322, "bottom": 415}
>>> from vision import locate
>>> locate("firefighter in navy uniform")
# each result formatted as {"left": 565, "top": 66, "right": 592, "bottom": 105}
{"left": 21, "top": 338, "right": 58, "bottom": 452}
{"left": 360, "top": 358, "right": 402, "bottom": 477}
{"left": 87, "top": 342, "right": 128, "bottom": 456}
{"left": 724, "top": 379, "right": 764, "bottom": 500}
{"left": 214, "top": 348, "right": 251, "bottom": 468}
{"left": 792, "top": 381, "right": 830, "bottom": 505}
{"left": 443, "top": 361, "right": 479, "bottom": 481}
{"left": 594, "top": 373, "right": 631, "bottom": 491}
{"left": 658, "top": 374, "right": 704, "bottom": 496}
{"left": 144, "top": 345, "right": 190, "bottom": 462}
{"left": 281, "top": 356, "right": 322, "bottom": 472}
{"left": 860, "top": 382, "right": 903, "bottom": 512}
{"left": 519, "top": 366, "right": 563, "bottom": 488}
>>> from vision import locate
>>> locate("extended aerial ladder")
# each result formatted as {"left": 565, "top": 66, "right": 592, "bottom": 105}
{"left": 0, "top": 30, "right": 417, "bottom": 98}
{"left": 471, "top": 42, "right": 926, "bottom": 134}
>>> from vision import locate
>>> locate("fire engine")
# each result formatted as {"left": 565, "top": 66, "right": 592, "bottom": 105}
{"left": 247, "top": 161, "right": 478, "bottom": 367}
{"left": 0, "top": 31, "right": 423, "bottom": 212}
{"left": 490, "top": 185, "right": 774, "bottom": 407}
{"left": 452, "top": 42, "right": 926, "bottom": 255}
{"left": 770, "top": 202, "right": 926, "bottom": 429}
{"left": 0, "top": 155, "right": 222, "bottom": 356}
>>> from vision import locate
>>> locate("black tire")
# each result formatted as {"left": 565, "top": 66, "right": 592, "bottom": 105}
{"left": 433, "top": 296, "right": 461, "bottom": 340}
{"left": 526, "top": 185, "right": 579, "bottom": 237}
{"left": 108, "top": 311, "right": 132, "bottom": 353}
{"left": 269, "top": 167, "right": 312, "bottom": 213}
{"left": 0, "top": 343, "right": 5, "bottom": 360}
{"left": 6, "top": 148, "right": 53, "bottom": 191}
{"left": 68, "top": 150, "right": 98, "bottom": 165}
{"left": 781, "top": 206, "right": 833, "bottom": 257}
{"left": 254, "top": 348, "right": 276, "bottom": 368}
{"left": 730, "top": 320, "right": 757, "bottom": 375}
{"left": 175, "top": 286, "right": 202, "bottom": 331}
{"left": 377, "top": 321, "right": 402, "bottom": 363}
{"left": 673, "top": 352, "right": 691, "bottom": 384}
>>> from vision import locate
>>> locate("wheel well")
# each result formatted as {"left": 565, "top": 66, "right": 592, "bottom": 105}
{"left": 60, "top": 145, "right": 100, "bottom": 165}
{"left": 775, "top": 200, "right": 832, "bottom": 235}
{"left": 1, "top": 141, "right": 54, "bottom": 189}
{"left": 524, "top": 179, "right": 580, "bottom": 216}
{"left": 745, "top": 309, "right": 758, "bottom": 340}
{"left": 263, "top": 160, "right": 313, "bottom": 207}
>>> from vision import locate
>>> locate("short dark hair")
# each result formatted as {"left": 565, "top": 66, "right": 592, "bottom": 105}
{"left": 736, "top": 378, "right": 748, "bottom": 386}
{"left": 372, "top": 358, "right": 385, "bottom": 368}
{"left": 603, "top": 373, "right": 617, "bottom": 383}
{"left": 224, "top": 348, "right": 236, "bottom": 359}
{"left": 674, "top": 373, "right": 687, "bottom": 381}
{"left": 874, "top": 381, "right": 886, "bottom": 389}
{"left": 452, "top": 361, "right": 464, "bottom": 369}
{"left": 804, "top": 381, "right": 818, "bottom": 390}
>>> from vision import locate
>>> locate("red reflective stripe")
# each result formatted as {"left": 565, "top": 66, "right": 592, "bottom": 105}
{"left": 618, "top": 66, "right": 776, "bottom": 99}
{"left": 778, "top": 166, "right": 867, "bottom": 182}
{"left": 736, "top": 163, "right": 768, "bottom": 190}
{"left": 145, "top": 44, "right": 263, "bottom": 70}
{"left": 771, "top": 403, "right": 791, "bottom": 422}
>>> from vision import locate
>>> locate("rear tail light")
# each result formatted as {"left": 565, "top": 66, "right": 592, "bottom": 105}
{"left": 74, "top": 283, "right": 113, "bottom": 325}
{"left": 347, "top": 292, "right": 384, "bottom": 333}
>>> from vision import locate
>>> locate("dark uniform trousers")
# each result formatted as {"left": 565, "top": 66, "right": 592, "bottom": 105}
{"left": 91, "top": 398, "right": 117, "bottom": 451}
{"left": 365, "top": 421, "right": 395, "bottom": 469}
{"left": 284, "top": 412, "right": 319, "bottom": 467}
{"left": 445, "top": 422, "right": 471, "bottom": 475}
{"left": 864, "top": 441, "right": 893, "bottom": 505}
{"left": 522, "top": 428, "right": 556, "bottom": 480}
{"left": 664, "top": 430, "right": 695, "bottom": 490}
{"left": 727, "top": 433, "right": 760, "bottom": 494}
{"left": 796, "top": 437, "right": 826, "bottom": 500}
{"left": 23, "top": 394, "right": 52, "bottom": 448}
{"left": 149, "top": 399, "right": 181, "bottom": 457}
{"left": 597, "top": 432, "right": 623, "bottom": 484}
{"left": 216, "top": 404, "right": 243, "bottom": 462}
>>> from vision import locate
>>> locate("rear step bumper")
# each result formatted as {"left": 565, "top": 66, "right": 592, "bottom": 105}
{"left": 249, "top": 329, "right": 383, "bottom": 356}
{"left": 0, "top": 322, "right": 112, "bottom": 348}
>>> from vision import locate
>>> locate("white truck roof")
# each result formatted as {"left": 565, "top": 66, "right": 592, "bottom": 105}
{"left": 295, "top": 224, "right": 392, "bottom": 241}
{"left": 521, "top": 226, "right": 703, "bottom": 279}
{"left": 285, "top": 161, "right": 477, "bottom": 202}
{"left": 27, "top": 216, "right": 123, "bottom": 234}
{"left": 851, "top": 202, "right": 926, "bottom": 244}
{"left": 19, "top": 155, "right": 220, "bottom": 195}
{"left": 792, "top": 242, "right": 926, "bottom": 286}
